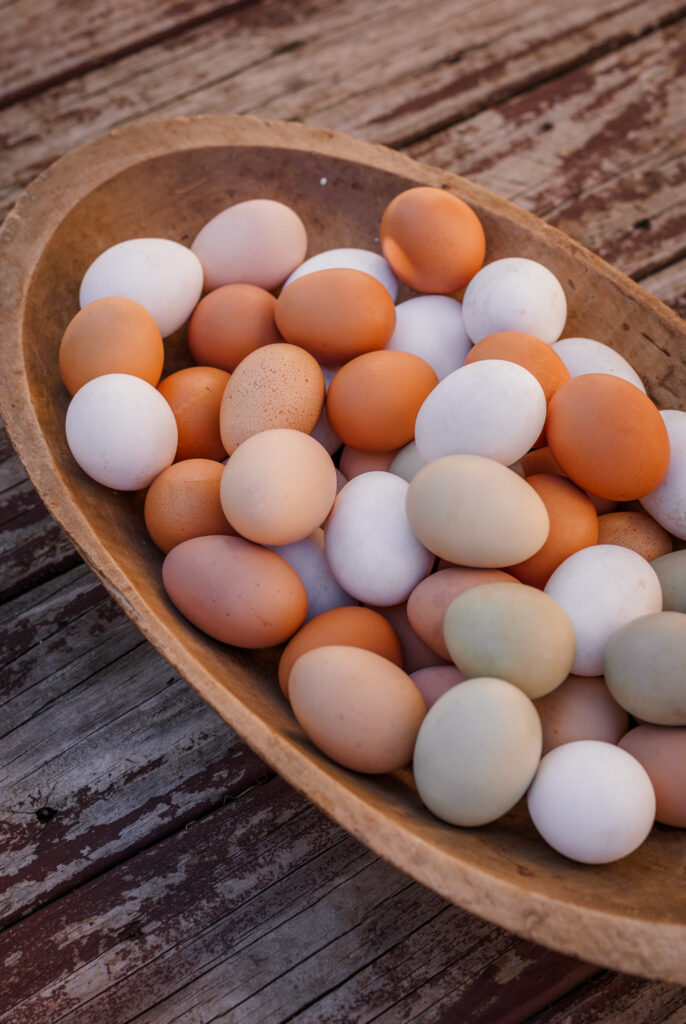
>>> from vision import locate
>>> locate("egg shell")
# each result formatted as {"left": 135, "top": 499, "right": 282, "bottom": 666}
{"left": 651, "top": 549, "right": 686, "bottom": 613}
{"left": 187, "top": 283, "right": 282, "bottom": 372}
{"left": 191, "top": 198, "right": 307, "bottom": 292}
{"left": 414, "top": 359, "right": 547, "bottom": 466}
{"left": 379, "top": 186, "right": 486, "bottom": 293}
{"left": 367, "top": 602, "right": 449, "bottom": 673}
{"left": 640, "top": 409, "right": 686, "bottom": 539}
{"left": 520, "top": 446, "right": 564, "bottom": 478}
{"left": 162, "top": 534, "right": 307, "bottom": 648}
{"left": 464, "top": 331, "right": 570, "bottom": 405}
{"left": 462, "top": 258, "right": 567, "bottom": 345}
{"left": 267, "top": 529, "right": 354, "bottom": 625}
{"left": 324, "top": 471, "right": 434, "bottom": 606}
{"left": 407, "top": 567, "right": 520, "bottom": 660}
{"left": 533, "top": 675, "right": 629, "bottom": 755}
{"left": 385, "top": 295, "right": 472, "bottom": 380}
{"left": 527, "top": 740, "right": 656, "bottom": 864}
{"left": 443, "top": 582, "right": 576, "bottom": 699}
{"left": 59, "top": 296, "right": 164, "bottom": 395}
{"left": 79, "top": 238, "right": 203, "bottom": 338}
{"left": 410, "top": 665, "right": 466, "bottom": 709}
{"left": 278, "top": 606, "right": 403, "bottom": 697}
{"left": 338, "top": 445, "right": 398, "bottom": 478}
{"left": 406, "top": 455, "right": 550, "bottom": 568}
{"left": 508, "top": 474, "right": 599, "bottom": 589}
{"left": 65, "top": 373, "right": 178, "bottom": 491}
{"left": 144, "top": 458, "right": 234, "bottom": 553}
{"left": 546, "top": 374, "right": 670, "bottom": 501}
{"left": 274, "top": 268, "right": 396, "bottom": 365}
{"left": 544, "top": 545, "right": 663, "bottom": 677}
{"left": 219, "top": 343, "right": 324, "bottom": 454}
{"left": 310, "top": 405, "right": 342, "bottom": 456}
{"left": 327, "top": 350, "right": 438, "bottom": 454}
{"left": 282, "top": 247, "right": 399, "bottom": 300}
{"left": 289, "top": 645, "right": 426, "bottom": 774}
{"left": 413, "top": 677, "right": 542, "bottom": 827}
{"left": 552, "top": 337, "right": 646, "bottom": 393}
{"left": 597, "top": 510, "right": 673, "bottom": 561}
{"left": 619, "top": 725, "right": 686, "bottom": 827}
{"left": 604, "top": 611, "right": 686, "bottom": 725}
{"left": 157, "top": 366, "right": 230, "bottom": 462}
{"left": 220, "top": 429, "right": 337, "bottom": 546}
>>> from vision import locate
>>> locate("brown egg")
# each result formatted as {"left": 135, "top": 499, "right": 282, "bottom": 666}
{"left": 187, "top": 283, "right": 282, "bottom": 372}
{"left": 274, "top": 268, "right": 396, "bottom": 364}
{"left": 619, "top": 725, "right": 686, "bottom": 827}
{"left": 508, "top": 474, "right": 599, "bottom": 589}
{"left": 407, "top": 567, "right": 520, "bottom": 660}
{"left": 144, "top": 458, "right": 234, "bottom": 553}
{"left": 597, "top": 510, "right": 673, "bottom": 561}
{"left": 289, "top": 645, "right": 426, "bottom": 773}
{"left": 380, "top": 186, "right": 486, "bottom": 293}
{"left": 410, "top": 665, "right": 466, "bottom": 709}
{"left": 465, "top": 331, "right": 570, "bottom": 403}
{"left": 326, "top": 350, "right": 438, "bottom": 453}
{"left": 219, "top": 342, "right": 324, "bottom": 454}
{"left": 520, "top": 446, "right": 564, "bottom": 477}
{"left": 368, "top": 602, "right": 449, "bottom": 672}
{"left": 59, "top": 295, "right": 164, "bottom": 395}
{"left": 278, "top": 605, "right": 403, "bottom": 698}
{"left": 157, "top": 366, "right": 230, "bottom": 462}
{"left": 534, "top": 674, "right": 630, "bottom": 754}
{"left": 546, "top": 373, "right": 670, "bottom": 500}
{"left": 162, "top": 535, "right": 307, "bottom": 648}
{"left": 338, "top": 446, "right": 399, "bottom": 479}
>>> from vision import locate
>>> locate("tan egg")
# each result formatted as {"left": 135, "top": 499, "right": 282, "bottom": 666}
{"left": 289, "top": 645, "right": 426, "bottom": 773}
{"left": 144, "top": 458, "right": 234, "bottom": 553}
{"left": 407, "top": 567, "right": 520, "bottom": 660}
{"left": 597, "top": 510, "right": 673, "bottom": 561}
{"left": 188, "top": 283, "right": 282, "bottom": 372}
{"left": 59, "top": 295, "right": 164, "bottom": 395}
{"left": 533, "top": 675, "right": 629, "bottom": 755}
{"left": 158, "top": 366, "right": 230, "bottom": 462}
{"left": 327, "top": 350, "right": 438, "bottom": 453}
{"left": 162, "top": 534, "right": 307, "bottom": 648}
{"left": 338, "top": 446, "right": 399, "bottom": 479}
{"left": 219, "top": 343, "right": 324, "bottom": 454}
{"left": 278, "top": 605, "right": 403, "bottom": 698}
{"left": 274, "top": 268, "right": 396, "bottom": 364}
{"left": 619, "top": 725, "right": 686, "bottom": 827}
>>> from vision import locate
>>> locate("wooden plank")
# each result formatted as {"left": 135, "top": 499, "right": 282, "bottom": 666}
{"left": 524, "top": 970, "right": 686, "bottom": 1023}
{"left": 639, "top": 256, "right": 686, "bottom": 321}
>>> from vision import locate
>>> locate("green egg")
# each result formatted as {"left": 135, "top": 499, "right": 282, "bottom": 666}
{"left": 604, "top": 611, "right": 686, "bottom": 725}
{"left": 651, "top": 549, "right": 686, "bottom": 614}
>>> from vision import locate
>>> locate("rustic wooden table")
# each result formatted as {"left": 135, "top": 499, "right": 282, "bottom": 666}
{"left": 1, "top": 2, "right": 685, "bottom": 1021}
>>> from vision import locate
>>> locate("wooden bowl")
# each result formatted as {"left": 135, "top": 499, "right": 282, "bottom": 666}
{"left": 1, "top": 115, "right": 685, "bottom": 982}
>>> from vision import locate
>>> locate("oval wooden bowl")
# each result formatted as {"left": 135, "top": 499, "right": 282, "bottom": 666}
{"left": 1, "top": 115, "right": 685, "bottom": 982}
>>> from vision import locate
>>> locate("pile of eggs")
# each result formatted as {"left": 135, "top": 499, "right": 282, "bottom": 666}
{"left": 60, "top": 186, "right": 686, "bottom": 866}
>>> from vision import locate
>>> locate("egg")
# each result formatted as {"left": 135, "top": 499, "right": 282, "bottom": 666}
{"left": 527, "top": 740, "right": 656, "bottom": 864}
{"left": 157, "top": 365, "right": 230, "bottom": 462}
{"left": 619, "top": 725, "right": 686, "bottom": 827}
{"left": 267, "top": 529, "right": 354, "bottom": 624}
{"left": 379, "top": 186, "right": 486, "bottom": 293}
{"left": 219, "top": 342, "right": 324, "bottom": 454}
{"left": 651, "top": 550, "right": 686, "bottom": 613}
{"left": 640, "top": 409, "right": 686, "bottom": 539}
{"left": 413, "top": 677, "right": 542, "bottom": 826}
{"left": 389, "top": 441, "right": 427, "bottom": 483}
{"left": 367, "top": 601, "right": 450, "bottom": 673}
{"left": 327, "top": 350, "right": 438, "bottom": 453}
{"left": 385, "top": 295, "right": 472, "bottom": 380}
{"left": 604, "top": 611, "right": 686, "bottom": 725}
{"left": 282, "top": 247, "right": 399, "bottom": 300}
{"left": 552, "top": 337, "right": 646, "bottom": 392}
{"left": 59, "top": 296, "right": 164, "bottom": 395}
{"left": 410, "top": 666, "right": 466, "bottom": 709}
{"left": 220, "top": 429, "right": 337, "bottom": 546}
{"left": 338, "top": 446, "right": 398, "bottom": 478}
{"left": 597, "top": 510, "right": 673, "bottom": 561}
{"left": 79, "top": 238, "right": 204, "bottom": 338}
{"left": 144, "top": 458, "right": 234, "bottom": 553}
{"left": 65, "top": 373, "right": 178, "bottom": 490}
{"left": 462, "top": 258, "right": 567, "bottom": 344}
{"left": 289, "top": 646, "right": 426, "bottom": 773}
{"left": 278, "top": 605, "right": 402, "bottom": 697}
{"left": 274, "top": 268, "right": 396, "bottom": 364}
{"left": 187, "top": 283, "right": 282, "bottom": 372}
{"left": 191, "top": 198, "right": 307, "bottom": 291}
{"left": 162, "top": 534, "right": 307, "bottom": 647}
{"left": 546, "top": 374, "right": 670, "bottom": 501}
{"left": 533, "top": 675, "right": 629, "bottom": 754}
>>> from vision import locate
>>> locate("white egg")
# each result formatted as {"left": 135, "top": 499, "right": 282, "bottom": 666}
{"left": 527, "top": 740, "right": 656, "bottom": 863}
{"left": 414, "top": 359, "right": 547, "bottom": 465}
{"left": 79, "top": 238, "right": 203, "bottom": 338}
{"left": 462, "top": 257, "right": 567, "bottom": 344}
{"left": 282, "top": 248, "right": 398, "bottom": 300}
{"left": 324, "top": 471, "right": 433, "bottom": 606}
{"left": 389, "top": 441, "right": 427, "bottom": 483}
{"left": 640, "top": 410, "right": 686, "bottom": 540}
{"left": 544, "top": 545, "right": 663, "bottom": 676}
{"left": 385, "top": 295, "right": 472, "bottom": 380}
{"left": 65, "top": 373, "right": 178, "bottom": 490}
{"left": 267, "top": 529, "right": 354, "bottom": 621}
{"left": 552, "top": 337, "right": 646, "bottom": 392}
